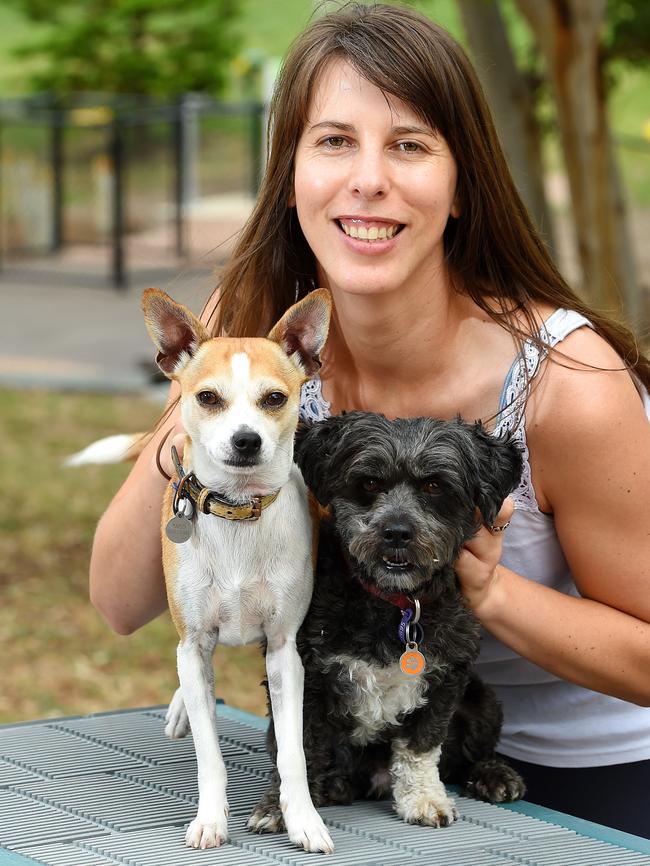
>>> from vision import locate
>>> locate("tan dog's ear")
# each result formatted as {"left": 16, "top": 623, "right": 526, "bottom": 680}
{"left": 142, "top": 288, "right": 210, "bottom": 377}
{"left": 267, "top": 288, "right": 332, "bottom": 378}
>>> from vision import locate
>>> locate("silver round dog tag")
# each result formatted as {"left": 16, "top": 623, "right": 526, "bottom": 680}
{"left": 166, "top": 514, "right": 193, "bottom": 543}
{"left": 166, "top": 498, "right": 194, "bottom": 544}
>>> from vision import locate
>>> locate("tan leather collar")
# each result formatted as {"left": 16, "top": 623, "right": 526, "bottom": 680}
{"left": 171, "top": 446, "right": 280, "bottom": 522}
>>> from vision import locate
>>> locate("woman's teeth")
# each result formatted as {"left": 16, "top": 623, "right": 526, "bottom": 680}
{"left": 340, "top": 222, "right": 399, "bottom": 241}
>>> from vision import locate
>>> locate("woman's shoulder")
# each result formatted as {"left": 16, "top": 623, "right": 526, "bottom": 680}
{"left": 527, "top": 320, "right": 649, "bottom": 479}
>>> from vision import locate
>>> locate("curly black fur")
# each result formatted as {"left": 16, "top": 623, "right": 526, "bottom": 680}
{"left": 251, "top": 413, "right": 525, "bottom": 831}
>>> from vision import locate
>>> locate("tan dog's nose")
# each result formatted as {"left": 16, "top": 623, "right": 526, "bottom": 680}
{"left": 232, "top": 428, "right": 262, "bottom": 457}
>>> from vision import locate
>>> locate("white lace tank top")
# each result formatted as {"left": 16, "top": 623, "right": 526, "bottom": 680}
{"left": 299, "top": 308, "right": 650, "bottom": 768}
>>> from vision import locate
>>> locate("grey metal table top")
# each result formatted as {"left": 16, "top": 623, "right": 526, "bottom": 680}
{"left": 1, "top": 704, "right": 649, "bottom": 866}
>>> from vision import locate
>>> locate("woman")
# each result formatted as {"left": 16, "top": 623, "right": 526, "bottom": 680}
{"left": 90, "top": 3, "right": 650, "bottom": 836}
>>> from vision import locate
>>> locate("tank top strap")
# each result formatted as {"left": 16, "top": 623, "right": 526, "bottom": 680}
{"left": 494, "top": 308, "right": 593, "bottom": 511}
{"left": 539, "top": 308, "right": 594, "bottom": 348}
{"left": 494, "top": 308, "right": 593, "bottom": 439}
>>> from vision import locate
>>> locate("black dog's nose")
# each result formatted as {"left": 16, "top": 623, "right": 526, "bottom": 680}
{"left": 232, "top": 429, "right": 262, "bottom": 456}
{"left": 382, "top": 523, "right": 412, "bottom": 548}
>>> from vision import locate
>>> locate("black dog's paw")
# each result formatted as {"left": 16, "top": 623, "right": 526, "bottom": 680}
{"left": 247, "top": 801, "right": 285, "bottom": 834}
{"left": 394, "top": 790, "right": 459, "bottom": 827}
{"left": 465, "top": 758, "right": 526, "bottom": 803}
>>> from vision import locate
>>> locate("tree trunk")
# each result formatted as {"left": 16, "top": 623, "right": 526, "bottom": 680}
{"left": 516, "top": 0, "right": 640, "bottom": 326}
{"left": 457, "top": 0, "right": 555, "bottom": 257}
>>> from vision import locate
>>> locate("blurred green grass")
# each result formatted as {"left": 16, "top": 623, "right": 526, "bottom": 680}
{"left": 0, "top": 386, "right": 267, "bottom": 724}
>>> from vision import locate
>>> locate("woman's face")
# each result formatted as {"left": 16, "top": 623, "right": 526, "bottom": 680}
{"left": 292, "top": 58, "right": 459, "bottom": 300}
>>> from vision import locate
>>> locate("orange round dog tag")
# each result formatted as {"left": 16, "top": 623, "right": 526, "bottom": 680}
{"left": 399, "top": 648, "right": 425, "bottom": 676}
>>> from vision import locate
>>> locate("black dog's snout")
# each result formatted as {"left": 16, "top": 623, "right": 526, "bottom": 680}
{"left": 382, "top": 522, "right": 413, "bottom": 548}
{"left": 232, "top": 428, "right": 262, "bottom": 456}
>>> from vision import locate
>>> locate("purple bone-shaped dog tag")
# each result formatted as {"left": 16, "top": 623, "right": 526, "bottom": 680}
{"left": 398, "top": 608, "right": 413, "bottom": 644}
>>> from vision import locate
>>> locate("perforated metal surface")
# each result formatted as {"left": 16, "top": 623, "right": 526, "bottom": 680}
{"left": 1, "top": 705, "right": 649, "bottom": 866}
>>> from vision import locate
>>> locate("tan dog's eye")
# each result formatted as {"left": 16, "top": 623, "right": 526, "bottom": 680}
{"left": 262, "top": 391, "right": 287, "bottom": 408}
{"left": 196, "top": 391, "right": 222, "bottom": 407}
{"left": 422, "top": 479, "right": 440, "bottom": 494}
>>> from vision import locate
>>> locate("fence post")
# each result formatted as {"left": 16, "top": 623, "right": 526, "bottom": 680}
{"left": 110, "top": 112, "right": 127, "bottom": 289}
{"left": 0, "top": 120, "right": 3, "bottom": 273}
{"left": 250, "top": 102, "right": 264, "bottom": 197}
{"left": 173, "top": 96, "right": 186, "bottom": 259}
{"left": 51, "top": 107, "right": 64, "bottom": 253}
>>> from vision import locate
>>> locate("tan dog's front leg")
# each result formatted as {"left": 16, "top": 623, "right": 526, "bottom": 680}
{"left": 265, "top": 635, "right": 334, "bottom": 854}
{"left": 177, "top": 635, "right": 229, "bottom": 848}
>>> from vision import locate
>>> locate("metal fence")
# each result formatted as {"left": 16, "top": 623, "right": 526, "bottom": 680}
{"left": 0, "top": 94, "right": 265, "bottom": 287}
{"left": 0, "top": 93, "right": 648, "bottom": 296}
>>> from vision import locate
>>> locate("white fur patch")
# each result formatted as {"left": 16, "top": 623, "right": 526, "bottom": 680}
{"left": 391, "top": 740, "right": 457, "bottom": 827}
{"left": 230, "top": 352, "right": 250, "bottom": 384}
{"left": 323, "top": 654, "right": 429, "bottom": 745}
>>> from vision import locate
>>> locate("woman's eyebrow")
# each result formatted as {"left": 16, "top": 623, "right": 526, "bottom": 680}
{"left": 392, "top": 124, "right": 436, "bottom": 137}
{"left": 306, "top": 120, "right": 435, "bottom": 137}
{"left": 307, "top": 120, "right": 355, "bottom": 133}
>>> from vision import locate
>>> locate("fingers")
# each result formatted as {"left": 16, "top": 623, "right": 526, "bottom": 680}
{"left": 456, "top": 497, "right": 514, "bottom": 613}
{"left": 488, "top": 496, "right": 515, "bottom": 532}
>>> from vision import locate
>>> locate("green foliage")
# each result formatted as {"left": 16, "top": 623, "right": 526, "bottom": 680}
{"left": 6, "top": 0, "right": 242, "bottom": 97}
{"left": 607, "top": 0, "right": 650, "bottom": 64}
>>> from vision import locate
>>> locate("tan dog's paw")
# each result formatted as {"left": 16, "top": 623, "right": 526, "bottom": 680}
{"left": 164, "top": 688, "right": 190, "bottom": 739}
{"left": 185, "top": 814, "right": 228, "bottom": 849}
{"left": 283, "top": 803, "right": 334, "bottom": 854}
{"left": 395, "top": 790, "right": 458, "bottom": 828}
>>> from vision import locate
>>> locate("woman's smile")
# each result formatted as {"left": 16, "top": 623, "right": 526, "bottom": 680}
{"left": 293, "top": 58, "right": 459, "bottom": 297}
{"left": 336, "top": 216, "right": 404, "bottom": 255}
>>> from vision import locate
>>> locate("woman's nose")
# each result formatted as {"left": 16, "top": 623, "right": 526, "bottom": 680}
{"left": 347, "top": 148, "right": 390, "bottom": 199}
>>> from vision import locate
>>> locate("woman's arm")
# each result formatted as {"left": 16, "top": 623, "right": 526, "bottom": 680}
{"left": 90, "top": 290, "right": 221, "bottom": 634}
{"left": 457, "top": 328, "right": 650, "bottom": 706}
{"left": 89, "top": 383, "right": 182, "bottom": 634}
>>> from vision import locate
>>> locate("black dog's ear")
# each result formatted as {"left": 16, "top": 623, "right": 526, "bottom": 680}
{"left": 472, "top": 424, "right": 523, "bottom": 525}
{"left": 294, "top": 416, "right": 349, "bottom": 505}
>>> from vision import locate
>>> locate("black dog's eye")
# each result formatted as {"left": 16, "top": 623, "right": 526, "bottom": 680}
{"left": 196, "top": 391, "right": 222, "bottom": 407}
{"left": 362, "top": 478, "right": 381, "bottom": 493}
{"left": 421, "top": 478, "right": 440, "bottom": 495}
{"left": 261, "top": 391, "right": 287, "bottom": 409}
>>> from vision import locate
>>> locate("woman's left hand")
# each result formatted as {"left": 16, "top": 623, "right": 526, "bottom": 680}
{"left": 455, "top": 496, "right": 515, "bottom": 615}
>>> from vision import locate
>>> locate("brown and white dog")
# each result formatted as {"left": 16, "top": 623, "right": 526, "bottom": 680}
{"left": 70, "top": 288, "right": 333, "bottom": 853}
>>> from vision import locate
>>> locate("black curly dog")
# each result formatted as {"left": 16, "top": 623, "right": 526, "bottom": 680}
{"left": 249, "top": 412, "right": 526, "bottom": 832}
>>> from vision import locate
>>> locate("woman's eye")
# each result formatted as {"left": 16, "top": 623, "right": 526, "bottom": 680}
{"left": 398, "top": 141, "right": 423, "bottom": 154}
{"left": 422, "top": 479, "right": 440, "bottom": 494}
{"left": 197, "top": 391, "right": 221, "bottom": 407}
{"left": 262, "top": 391, "right": 287, "bottom": 408}
{"left": 322, "top": 136, "right": 347, "bottom": 149}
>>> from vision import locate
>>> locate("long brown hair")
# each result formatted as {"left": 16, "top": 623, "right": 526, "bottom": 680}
{"left": 208, "top": 1, "right": 649, "bottom": 388}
